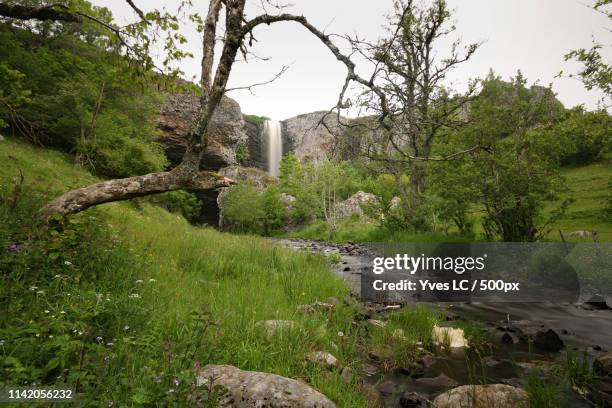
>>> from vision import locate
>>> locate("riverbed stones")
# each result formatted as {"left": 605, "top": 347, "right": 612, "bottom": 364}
{"left": 306, "top": 351, "right": 338, "bottom": 370}
{"left": 197, "top": 364, "right": 336, "bottom": 407}
{"left": 432, "top": 326, "right": 469, "bottom": 348}
{"left": 399, "top": 391, "right": 429, "bottom": 408}
{"left": 432, "top": 384, "right": 529, "bottom": 408}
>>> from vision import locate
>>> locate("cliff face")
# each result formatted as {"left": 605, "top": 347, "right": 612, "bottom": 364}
{"left": 281, "top": 112, "right": 344, "bottom": 162}
{"left": 243, "top": 116, "right": 266, "bottom": 170}
{"left": 157, "top": 93, "right": 247, "bottom": 170}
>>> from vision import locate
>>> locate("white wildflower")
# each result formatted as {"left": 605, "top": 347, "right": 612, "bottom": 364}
{"left": 128, "top": 293, "right": 140, "bottom": 299}
{"left": 29, "top": 286, "right": 38, "bottom": 291}
{"left": 135, "top": 280, "right": 143, "bottom": 284}
{"left": 64, "top": 261, "right": 73, "bottom": 266}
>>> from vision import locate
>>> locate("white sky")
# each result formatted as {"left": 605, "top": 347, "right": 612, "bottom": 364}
{"left": 93, "top": 0, "right": 611, "bottom": 120}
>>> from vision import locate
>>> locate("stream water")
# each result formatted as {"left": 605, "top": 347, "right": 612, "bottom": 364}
{"left": 278, "top": 238, "right": 612, "bottom": 407}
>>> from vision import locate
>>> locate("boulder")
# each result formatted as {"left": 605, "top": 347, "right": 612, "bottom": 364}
{"left": 432, "top": 326, "right": 469, "bottom": 348}
{"left": 432, "top": 384, "right": 529, "bottom": 408}
{"left": 389, "top": 196, "right": 401, "bottom": 209}
{"left": 0, "top": 134, "right": 5, "bottom": 141}
{"left": 585, "top": 294, "right": 610, "bottom": 310}
{"left": 533, "top": 329, "right": 564, "bottom": 352}
{"left": 197, "top": 364, "right": 336, "bottom": 407}
{"left": 334, "top": 191, "right": 378, "bottom": 219}
{"left": 595, "top": 351, "right": 612, "bottom": 377}
{"left": 157, "top": 93, "right": 247, "bottom": 170}
{"left": 306, "top": 351, "right": 338, "bottom": 370}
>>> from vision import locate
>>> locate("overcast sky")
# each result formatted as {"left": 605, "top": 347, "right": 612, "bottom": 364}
{"left": 93, "top": 0, "right": 611, "bottom": 120}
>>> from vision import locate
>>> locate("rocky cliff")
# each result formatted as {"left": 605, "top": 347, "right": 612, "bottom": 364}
{"left": 281, "top": 111, "right": 345, "bottom": 162}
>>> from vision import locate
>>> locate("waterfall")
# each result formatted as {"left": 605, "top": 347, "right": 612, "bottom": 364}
{"left": 263, "top": 119, "right": 282, "bottom": 177}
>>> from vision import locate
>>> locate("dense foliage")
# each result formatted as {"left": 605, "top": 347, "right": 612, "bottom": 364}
{"left": 0, "top": 15, "right": 167, "bottom": 178}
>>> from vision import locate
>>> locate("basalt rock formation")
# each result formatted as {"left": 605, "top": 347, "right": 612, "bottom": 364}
{"left": 157, "top": 93, "right": 247, "bottom": 170}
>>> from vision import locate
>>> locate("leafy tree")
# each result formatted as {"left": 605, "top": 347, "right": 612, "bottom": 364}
{"left": 347, "top": 0, "right": 481, "bottom": 227}
{"left": 440, "top": 73, "right": 569, "bottom": 241}
{"left": 563, "top": 0, "right": 611, "bottom": 107}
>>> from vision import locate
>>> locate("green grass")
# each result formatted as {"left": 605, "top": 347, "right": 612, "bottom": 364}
{"left": 549, "top": 159, "right": 612, "bottom": 242}
{"left": 0, "top": 138, "right": 374, "bottom": 407}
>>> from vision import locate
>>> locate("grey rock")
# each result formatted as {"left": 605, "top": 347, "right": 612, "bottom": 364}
{"left": 415, "top": 373, "right": 459, "bottom": 390}
{"left": 595, "top": 351, "right": 612, "bottom": 377}
{"left": 533, "top": 329, "right": 564, "bottom": 352}
{"left": 432, "top": 384, "right": 529, "bottom": 408}
{"left": 375, "top": 380, "right": 397, "bottom": 396}
{"left": 197, "top": 364, "right": 336, "bottom": 407}
{"left": 0, "top": 134, "right": 5, "bottom": 141}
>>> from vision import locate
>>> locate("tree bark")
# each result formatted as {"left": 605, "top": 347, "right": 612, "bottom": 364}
{"left": 40, "top": 168, "right": 233, "bottom": 219}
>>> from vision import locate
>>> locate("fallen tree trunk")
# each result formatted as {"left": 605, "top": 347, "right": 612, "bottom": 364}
{"left": 40, "top": 168, "right": 233, "bottom": 219}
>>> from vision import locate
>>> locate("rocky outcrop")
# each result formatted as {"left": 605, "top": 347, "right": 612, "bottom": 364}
{"left": 157, "top": 93, "right": 247, "bottom": 170}
{"left": 432, "top": 384, "right": 529, "bottom": 408}
{"left": 334, "top": 191, "right": 378, "bottom": 219}
{"left": 197, "top": 364, "right": 336, "bottom": 407}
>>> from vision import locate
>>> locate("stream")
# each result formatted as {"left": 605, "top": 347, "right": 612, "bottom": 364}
{"left": 277, "top": 238, "right": 612, "bottom": 407}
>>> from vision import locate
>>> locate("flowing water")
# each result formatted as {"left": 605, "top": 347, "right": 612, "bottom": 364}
{"left": 263, "top": 119, "right": 282, "bottom": 177}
